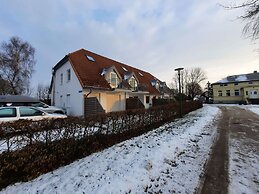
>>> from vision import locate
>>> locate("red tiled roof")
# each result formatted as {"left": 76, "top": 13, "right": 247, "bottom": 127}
{"left": 57, "top": 49, "right": 162, "bottom": 95}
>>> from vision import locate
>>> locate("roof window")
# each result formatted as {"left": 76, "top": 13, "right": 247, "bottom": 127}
{"left": 122, "top": 66, "right": 128, "bottom": 71}
{"left": 101, "top": 68, "right": 107, "bottom": 76}
{"left": 151, "top": 79, "right": 157, "bottom": 86}
{"left": 86, "top": 55, "right": 95, "bottom": 62}
{"left": 138, "top": 72, "right": 143, "bottom": 77}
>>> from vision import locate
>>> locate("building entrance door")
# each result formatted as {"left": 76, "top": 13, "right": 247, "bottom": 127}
{"left": 250, "top": 90, "right": 258, "bottom": 99}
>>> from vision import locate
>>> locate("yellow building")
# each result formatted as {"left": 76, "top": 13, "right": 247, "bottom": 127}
{"left": 212, "top": 71, "right": 259, "bottom": 104}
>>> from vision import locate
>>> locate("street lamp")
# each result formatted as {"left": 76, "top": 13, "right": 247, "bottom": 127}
{"left": 174, "top": 67, "right": 184, "bottom": 117}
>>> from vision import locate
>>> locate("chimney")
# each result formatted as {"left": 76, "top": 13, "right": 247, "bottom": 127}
{"left": 254, "top": 71, "right": 258, "bottom": 73}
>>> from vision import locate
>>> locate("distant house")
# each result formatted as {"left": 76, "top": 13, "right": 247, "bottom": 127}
{"left": 49, "top": 49, "right": 171, "bottom": 116}
{"left": 212, "top": 71, "right": 259, "bottom": 104}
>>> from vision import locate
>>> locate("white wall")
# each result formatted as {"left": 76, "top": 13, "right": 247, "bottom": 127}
{"left": 51, "top": 61, "right": 84, "bottom": 116}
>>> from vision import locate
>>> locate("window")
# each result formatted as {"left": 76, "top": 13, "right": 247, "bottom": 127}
{"left": 220, "top": 84, "right": 223, "bottom": 86}
{"left": 254, "top": 91, "right": 258, "bottom": 95}
{"left": 61, "top": 73, "right": 63, "bottom": 85}
{"left": 218, "top": 91, "right": 222, "bottom": 96}
{"left": 234, "top": 89, "right": 240, "bottom": 96}
{"left": 19, "top": 107, "right": 43, "bottom": 117}
{"left": 234, "top": 83, "right": 238, "bottom": 85}
{"left": 146, "top": 96, "right": 150, "bottom": 104}
{"left": 249, "top": 81, "right": 253, "bottom": 84}
{"left": 246, "top": 91, "right": 248, "bottom": 95}
{"left": 66, "top": 94, "right": 71, "bottom": 108}
{"left": 86, "top": 55, "right": 95, "bottom": 62}
{"left": 226, "top": 90, "right": 231, "bottom": 96}
{"left": 224, "top": 84, "right": 228, "bottom": 86}
{"left": 122, "top": 67, "right": 128, "bottom": 72}
{"left": 156, "top": 82, "right": 159, "bottom": 90}
{"left": 67, "top": 69, "right": 71, "bottom": 82}
{"left": 110, "top": 72, "right": 118, "bottom": 88}
{"left": 60, "top": 95, "right": 64, "bottom": 108}
{"left": 129, "top": 76, "right": 137, "bottom": 90}
{"left": 151, "top": 80, "right": 156, "bottom": 86}
{"left": 0, "top": 108, "right": 16, "bottom": 118}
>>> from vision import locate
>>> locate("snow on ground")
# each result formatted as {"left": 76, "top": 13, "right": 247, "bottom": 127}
{"left": 240, "top": 105, "right": 259, "bottom": 116}
{"left": 229, "top": 137, "right": 259, "bottom": 194}
{"left": 0, "top": 106, "right": 220, "bottom": 194}
{"left": 211, "top": 104, "right": 259, "bottom": 116}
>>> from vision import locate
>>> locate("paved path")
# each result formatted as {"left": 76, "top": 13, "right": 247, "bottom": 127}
{"left": 198, "top": 106, "right": 259, "bottom": 194}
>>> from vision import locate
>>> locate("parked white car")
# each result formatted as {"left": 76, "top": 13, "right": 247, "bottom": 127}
{"left": 0, "top": 106, "right": 67, "bottom": 123}
{"left": 31, "top": 102, "right": 66, "bottom": 115}
{"left": 0, "top": 95, "right": 66, "bottom": 115}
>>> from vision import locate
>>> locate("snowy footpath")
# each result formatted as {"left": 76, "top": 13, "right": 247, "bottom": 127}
{"left": 227, "top": 105, "right": 259, "bottom": 194}
{"left": 1, "top": 106, "right": 220, "bottom": 194}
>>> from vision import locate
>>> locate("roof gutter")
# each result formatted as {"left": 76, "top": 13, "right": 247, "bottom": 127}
{"left": 85, "top": 88, "right": 92, "bottom": 98}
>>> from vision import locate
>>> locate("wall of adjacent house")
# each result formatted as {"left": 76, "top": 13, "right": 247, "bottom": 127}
{"left": 51, "top": 61, "right": 84, "bottom": 116}
{"left": 212, "top": 81, "right": 259, "bottom": 103}
{"left": 127, "top": 93, "right": 157, "bottom": 109}
{"left": 243, "top": 86, "right": 259, "bottom": 99}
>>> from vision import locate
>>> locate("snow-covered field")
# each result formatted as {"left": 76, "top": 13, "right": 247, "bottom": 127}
{"left": 0, "top": 105, "right": 220, "bottom": 194}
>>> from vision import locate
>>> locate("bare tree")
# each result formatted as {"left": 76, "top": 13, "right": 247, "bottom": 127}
{"left": 186, "top": 82, "right": 203, "bottom": 100}
{"left": 223, "top": 0, "right": 259, "bottom": 41}
{"left": 172, "top": 67, "right": 207, "bottom": 100}
{"left": 36, "top": 84, "right": 50, "bottom": 100}
{"left": 0, "top": 36, "right": 36, "bottom": 95}
{"left": 0, "top": 76, "right": 11, "bottom": 94}
{"left": 185, "top": 68, "right": 206, "bottom": 100}
{"left": 187, "top": 68, "right": 207, "bottom": 84}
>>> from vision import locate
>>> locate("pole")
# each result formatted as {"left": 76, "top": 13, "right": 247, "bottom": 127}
{"left": 175, "top": 68, "right": 184, "bottom": 117}
{"left": 179, "top": 71, "right": 182, "bottom": 117}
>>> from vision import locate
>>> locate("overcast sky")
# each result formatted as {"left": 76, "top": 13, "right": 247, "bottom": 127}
{"left": 0, "top": 0, "right": 258, "bottom": 89}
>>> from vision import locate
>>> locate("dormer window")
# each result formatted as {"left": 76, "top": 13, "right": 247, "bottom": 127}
{"left": 151, "top": 79, "right": 157, "bottom": 87}
{"left": 101, "top": 68, "right": 107, "bottom": 76}
{"left": 156, "top": 82, "right": 159, "bottom": 89}
{"left": 129, "top": 76, "right": 137, "bottom": 91}
{"left": 110, "top": 72, "right": 118, "bottom": 88}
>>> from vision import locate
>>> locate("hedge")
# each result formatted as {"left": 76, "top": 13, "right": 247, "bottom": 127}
{"left": 0, "top": 101, "right": 202, "bottom": 190}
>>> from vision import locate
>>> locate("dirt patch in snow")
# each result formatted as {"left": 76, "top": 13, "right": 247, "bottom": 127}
{"left": 198, "top": 107, "right": 229, "bottom": 194}
{"left": 198, "top": 106, "right": 259, "bottom": 194}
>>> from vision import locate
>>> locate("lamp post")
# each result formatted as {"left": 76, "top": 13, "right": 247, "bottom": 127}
{"left": 174, "top": 67, "right": 184, "bottom": 117}
{"left": 207, "top": 81, "right": 211, "bottom": 103}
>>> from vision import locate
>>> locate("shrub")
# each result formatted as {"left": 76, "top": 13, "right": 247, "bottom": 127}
{"left": 0, "top": 101, "right": 202, "bottom": 190}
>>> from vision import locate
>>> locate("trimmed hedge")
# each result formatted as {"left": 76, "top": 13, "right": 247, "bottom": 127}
{"left": 0, "top": 101, "right": 202, "bottom": 190}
